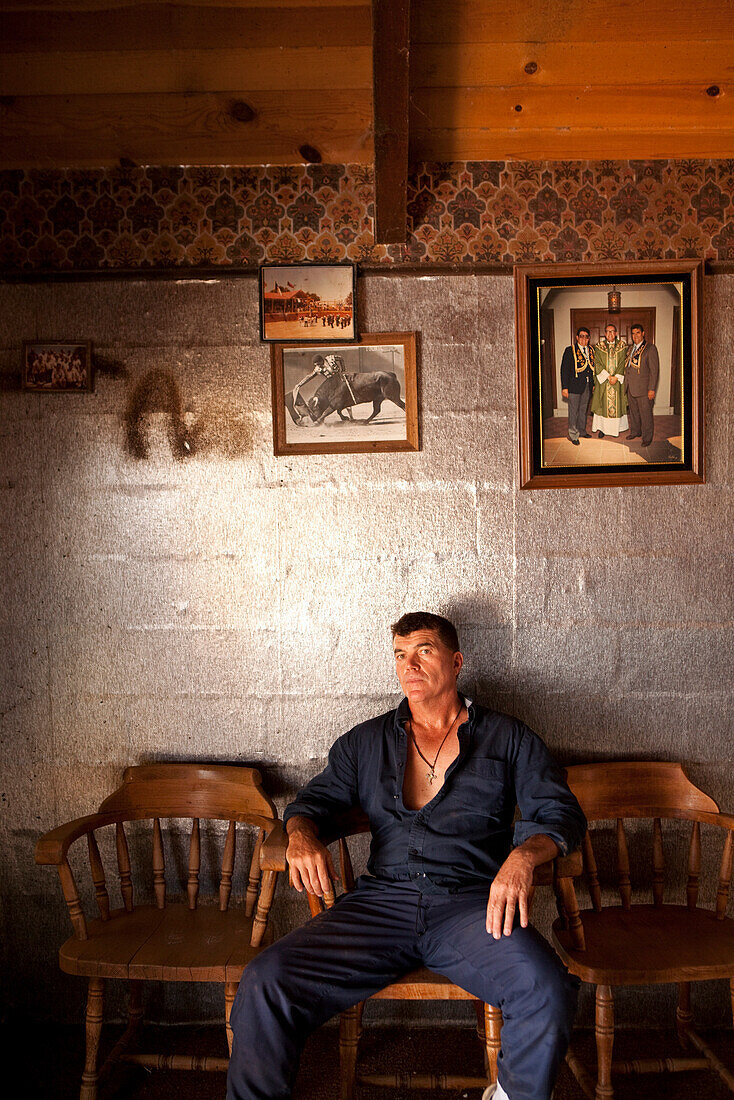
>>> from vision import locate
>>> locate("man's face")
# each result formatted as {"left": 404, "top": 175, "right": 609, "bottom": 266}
{"left": 631, "top": 327, "right": 643, "bottom": 343}
{"left": 577, "top": 332, "right": 590, "bottom": 346}
{"left": 605, "top": 325, "right": 617, "bottom": 340}
{"left": 393, "top": 629, "right": 463, "bottom": 704}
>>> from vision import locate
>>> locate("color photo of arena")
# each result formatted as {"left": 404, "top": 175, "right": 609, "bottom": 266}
{"left": 259, "top": 263, "right": 356, "bottom": 343}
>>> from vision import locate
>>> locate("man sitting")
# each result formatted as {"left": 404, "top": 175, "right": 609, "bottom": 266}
{"left": 227, "top": 612, "right": 586, "bottom": 1100}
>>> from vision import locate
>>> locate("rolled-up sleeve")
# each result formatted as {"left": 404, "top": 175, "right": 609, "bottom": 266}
{"left": 283, "top": 729, "right": 359, "bottom": 833}
{"left": 512, "top": 727, "right": 586, "bottom": 856}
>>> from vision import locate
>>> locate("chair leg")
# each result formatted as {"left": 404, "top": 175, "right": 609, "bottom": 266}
{"left": 340, "top": 1003, "right": 363, "bottom": 1100}
{"left": 128, "top": 979, "right": 143, "bottom": 1035}
{"left": 484, "top": 1003, "right": 502, "bottom": 1086}
{"left": 594, "top": 985, "right": 614, "bottom": 1100}
{"left": 80, "top": 977, "right": 104, "bottom": 1100}
{"left": 676, "top": 981, "right": 693, "bottom": 1048}
{"left": 225, "top": 981, "right": 238, "bottom": 1056}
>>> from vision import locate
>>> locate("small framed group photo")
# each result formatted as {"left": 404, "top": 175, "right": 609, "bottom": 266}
{"left": 514, "top": 260, "right": 704, "bottom": 488}
{"left": 259, "top": 262, "right": 357, "bottom": 343}
{"left": 270, "top": 332, "right": 419, "bottom": 456}
{"left": 22, "top": 341, "right": 93, "bottom": 392}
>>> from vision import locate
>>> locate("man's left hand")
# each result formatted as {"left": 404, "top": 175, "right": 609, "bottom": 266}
{"left": 486, "top": 834, "right": 560, "bottom": 939}
{"left": 486, "top": 847, "right": 534, "bottom": 938}
{"left": 648, "top": 390, "right": 655, "bottom": 400}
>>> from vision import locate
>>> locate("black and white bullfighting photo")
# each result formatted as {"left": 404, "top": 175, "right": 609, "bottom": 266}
{"left": 282, "top": 342, "right": 407, "bottom": 445}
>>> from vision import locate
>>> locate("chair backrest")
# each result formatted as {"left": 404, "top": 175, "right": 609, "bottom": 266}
{"left": 565, "top": 762, "right": 731, "bottom": 917}
{"left": 87, "top": 764, "right": 277, "bottom": 918}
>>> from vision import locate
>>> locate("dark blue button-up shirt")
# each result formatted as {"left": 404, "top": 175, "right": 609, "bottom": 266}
{"left": 284, "top": 697, "right": 586, "bottom": 893}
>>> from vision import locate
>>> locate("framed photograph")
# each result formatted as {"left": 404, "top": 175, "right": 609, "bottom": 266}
{"left": 22, "top": 341, "right": 93, "bottom": 392}
{"left": 515, "top": 260, "right": 704, "bottom": 488}
{"left": 259, "top": 263, "right": 357, "bottom": 343}
{"left": 271, "top": 332, "right": 419, "bottom": 456}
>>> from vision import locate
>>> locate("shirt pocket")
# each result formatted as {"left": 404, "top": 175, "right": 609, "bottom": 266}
{"left": 454, "top": 758, "right": 512, "bottom": 818}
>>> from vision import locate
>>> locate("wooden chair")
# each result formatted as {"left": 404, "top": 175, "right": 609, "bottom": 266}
{"left": 551, "top": 761, "right": 734, "bottom": 1100}
{"left": 35, "top": 763, "right": 281, "bottom": 1099}
{"left": 262, "top": 808, "right": 582, "bottom": 1100}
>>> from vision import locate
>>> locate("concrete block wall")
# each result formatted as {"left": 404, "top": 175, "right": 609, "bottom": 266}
{"left": 1, "top": 273, "right": 733, "bottom": 1027}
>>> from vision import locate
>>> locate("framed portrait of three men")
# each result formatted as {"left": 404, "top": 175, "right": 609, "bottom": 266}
{"left": 514, "top": 260, "right": 704, "bottom": 488}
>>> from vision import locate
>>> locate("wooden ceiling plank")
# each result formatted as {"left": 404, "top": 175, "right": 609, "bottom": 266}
{"left": 0, "top": 5, "right": 372, "bottom": 52}
{"left": 2, "top": 0, "right": 368, "bottom": 9}
{"left": 0, "top": 47, "right": 372, "bottom": 96}
{"left": 412, "top": 0, "right": 734, "bottom": 44}
{"left": 372, "top": 0, "right": 410, "bottom": 244}
{"left": 0, "top": 89, "right": 373, "bottom": 168}
{"left": 413, "top": 41, "right": 734, "bottom": 88}
{"left": 410, "top": 85, "right": 734, "bottom": 133}
{"left": 410, "top": 128, "right": 734, "bottom": 162}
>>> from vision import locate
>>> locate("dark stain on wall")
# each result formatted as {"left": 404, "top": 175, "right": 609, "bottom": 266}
{"left": 125, "top": 368, "right": 200, "bottom": 459}
{"left": 93, "top": 353, "right": 129, "bottom": 381}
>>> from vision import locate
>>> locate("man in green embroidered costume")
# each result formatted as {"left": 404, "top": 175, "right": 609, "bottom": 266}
{"left": 590, "top": 323, "right": 629, "bottom": 438}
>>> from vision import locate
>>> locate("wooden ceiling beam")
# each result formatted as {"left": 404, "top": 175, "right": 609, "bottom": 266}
{"left": 372, "top": 0, "right": 410, "bottom": 244}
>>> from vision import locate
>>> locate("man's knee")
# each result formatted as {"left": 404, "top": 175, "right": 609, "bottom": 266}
{"left": 503, "top": 934, "right": 579, "bottom": 1022}
{"left": 231, "top": 942, "right": 291, "bottom": 1026}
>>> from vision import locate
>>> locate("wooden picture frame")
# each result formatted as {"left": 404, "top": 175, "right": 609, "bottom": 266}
{"left": 271, "top": 332, "right": 419, "bottom": 456}
{"left": 22, "top": 341, "right": 93, "bottom": 392}
{"left": 514, "top": 260, "right": 704, "bottom": 488}
{"left": 259, "top": 262, "right": 357, "bottom": 343}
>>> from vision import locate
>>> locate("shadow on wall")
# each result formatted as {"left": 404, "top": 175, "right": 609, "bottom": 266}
{"left": 125, "top": 368, "right": 201, "bottom": 459}
{"left": 124, "top": 368, "right": 255, "bottom": 460}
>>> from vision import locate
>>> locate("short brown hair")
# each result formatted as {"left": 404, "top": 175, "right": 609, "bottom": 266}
{"left": 390, "top": 612, "right": 460, "bottom": 653}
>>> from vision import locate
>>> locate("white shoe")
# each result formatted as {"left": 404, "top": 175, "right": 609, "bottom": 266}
{"left": 481, "top": 1083, "right": 510, "bottom": 1100}
{"left": 482, "top": 1084, "right": 553, "bottom": 1100}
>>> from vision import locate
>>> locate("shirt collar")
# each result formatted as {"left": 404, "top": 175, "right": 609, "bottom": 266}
{"left": 396, "top": 693, "right": 474, "bottom": 728}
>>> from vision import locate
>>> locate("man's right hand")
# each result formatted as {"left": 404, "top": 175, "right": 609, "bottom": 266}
{"left": 286, "top": 817, "right": 338, "bottom": 897}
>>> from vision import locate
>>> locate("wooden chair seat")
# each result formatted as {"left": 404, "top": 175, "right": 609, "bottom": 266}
{"left": 60, "top": 905, "right": 274, "bottom": 982}
{"left": 369, "top": 965, "right": 480, "bottom": 1001}
{"left": 553, "top": 905, "right": 734, "bottom": 985}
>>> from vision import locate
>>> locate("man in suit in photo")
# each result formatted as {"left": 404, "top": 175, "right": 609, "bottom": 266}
{"left": 560, "top": 326, "right": 595, "bottom": 446}
{"left": 624, "top": 323, "right": 659, "bottom": 447}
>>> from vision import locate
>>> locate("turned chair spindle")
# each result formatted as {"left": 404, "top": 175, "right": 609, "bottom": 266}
{"left": 652, "top": 817, "right": 664, "bottom": 907}
{"left": 152, "top": 818, "right": 166, "bottom": 909}
{"left": 187, "top": 817, "right": 200, "bottom": 909}
{"left": 717, "top": 832, "right": 733, "bottom": 921}
{"left": 88, "top": 832, "right": 110, "bottom": 921}
{"left": 615, "top": 818, "right": 631, "bottom": 910}
{"left": 583, "top": 833, "right": 603, "bottom": 912}
{"left": 244, "top": 828, "right": 262, "bottom": 917}
{"left": 687, "top": 819, "right": 701, "bottom": 910}
{"left": 116, "top": 822, "right": 134, "bottom": 912}
{"left": 220, "top": 820, "right": 237, "bottom": 912}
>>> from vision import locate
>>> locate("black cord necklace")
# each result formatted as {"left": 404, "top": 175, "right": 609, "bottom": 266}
{"left": 409, "top": 703, "right": 463, "bottom": 784}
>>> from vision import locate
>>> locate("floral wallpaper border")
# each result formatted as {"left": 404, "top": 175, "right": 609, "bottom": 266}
{"left": 2, "top": 159, "right": 734, "bottom": 274}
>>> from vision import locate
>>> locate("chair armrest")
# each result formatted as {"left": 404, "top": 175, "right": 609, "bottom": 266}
{"left": 260, "top": 820, "right": 288, "bottom": 871}
{"left": 35, "top": 813, "right": 118, "bottom": 865}
{"left": 532, "top": 848, "right": 583, "bottom": 886}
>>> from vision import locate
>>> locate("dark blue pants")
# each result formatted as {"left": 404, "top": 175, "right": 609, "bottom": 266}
{"left": 227, "top": 877, "right": 579, "bottom": 1100}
